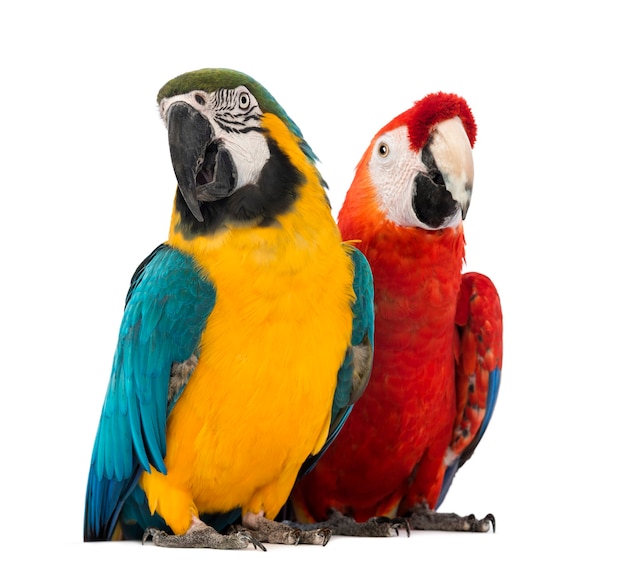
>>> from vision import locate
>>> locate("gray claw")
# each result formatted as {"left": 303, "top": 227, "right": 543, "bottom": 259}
{"left": 483, "top": 513, "right": 496, "bottom": 533}
{"left": 241, "top": 531, "right": 267, "bottom": 551}
{"left": 142, "top": 527, "right": 165, "bottom": 545}
{"left": 374, "top": 516, "right": 411, "bottom": 537}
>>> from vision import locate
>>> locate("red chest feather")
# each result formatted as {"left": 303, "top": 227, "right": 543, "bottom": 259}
{"left": 351, "top": 222, "right": 464, "bottom": 449}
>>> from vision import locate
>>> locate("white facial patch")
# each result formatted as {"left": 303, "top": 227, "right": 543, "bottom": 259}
{"left": 219, "top": 127, "right": 269, "bottom": 189}
{"left": 368, "top": 126, "right": 432, "bottom": 229}
{"left": 160, "top": 87, "right": 270, "bottom": 190}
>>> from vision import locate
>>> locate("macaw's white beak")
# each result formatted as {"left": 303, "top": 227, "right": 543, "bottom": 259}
{"left": 428, "top": 116, "right": 474, "bottom": 220}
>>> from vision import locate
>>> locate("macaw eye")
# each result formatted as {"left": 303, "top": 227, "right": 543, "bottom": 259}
{"left": 239, "top": 92, "right": 251, "bottom": 109}
{"left": 378, "top": 142, "right": 390, "bottom": 157}
{"left": 195, "top": 93, "right": 206, "bottom": 106}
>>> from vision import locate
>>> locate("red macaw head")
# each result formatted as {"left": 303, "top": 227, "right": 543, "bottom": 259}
{"left": 340, "top": 93, "right": 476, "bottom": 233}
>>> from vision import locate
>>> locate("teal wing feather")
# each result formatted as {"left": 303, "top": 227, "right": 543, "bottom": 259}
{"left": 84, "top": 244, "right": 217, "bottom": 541}
{"left": 298, "top": 246, "right": 374, "bottom": 477}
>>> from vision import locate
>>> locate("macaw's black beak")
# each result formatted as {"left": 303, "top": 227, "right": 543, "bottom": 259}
{"left": 167, "top": 102, "right": 237, "bottom": 222}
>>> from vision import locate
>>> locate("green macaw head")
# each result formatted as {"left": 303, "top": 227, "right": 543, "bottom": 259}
{"left": 156, "top": 68, "right": 319, "bottom": 230}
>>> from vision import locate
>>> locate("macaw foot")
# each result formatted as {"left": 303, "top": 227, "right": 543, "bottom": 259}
{"left": 407, "top": 502, "right": 496, "bottom": 533}
{"left": 142, "top": 517, "right": 266, "bottom": 550}
{"left": 286, "top": 509, "right": 410, "bottom": 538}
{"left": 242, "top": 511, "right": 331, "bottom": 545}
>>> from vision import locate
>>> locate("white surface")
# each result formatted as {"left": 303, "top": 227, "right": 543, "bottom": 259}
{"left": 1, "top": 1, "right": 623, "bottom": 567}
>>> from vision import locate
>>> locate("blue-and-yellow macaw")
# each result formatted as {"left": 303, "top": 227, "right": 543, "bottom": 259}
{"left": 83, "top": 68, "right": 374, "bottom": 549}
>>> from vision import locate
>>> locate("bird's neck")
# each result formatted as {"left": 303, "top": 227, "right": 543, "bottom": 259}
{"left": 339, "top": 190, "right": 465, "bottom": 334}
{"left": 167, "top": 177, "right": 338, "bottom": 281}
{"left": 338, "top": 174, "right": 466, "bottom": 284}
{"left": 366, "top": 221, "right": 465, "bottom": 284}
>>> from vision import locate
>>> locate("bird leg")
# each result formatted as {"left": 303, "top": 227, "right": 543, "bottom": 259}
{"left": 285, "top": 509, "right": 410, "bottom": 538}
{"left": 242, "top": 511, "right": 331, "bottom": 545}
{"left": 406, "top": 502, "right": 496, "bottom": 532}
{"left": 142, "top": 516, "right": 266, "bottom": 550}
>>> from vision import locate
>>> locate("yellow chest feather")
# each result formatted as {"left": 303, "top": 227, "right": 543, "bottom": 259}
{"left": 147, "top": 183, "right": 355, "bottom": 524}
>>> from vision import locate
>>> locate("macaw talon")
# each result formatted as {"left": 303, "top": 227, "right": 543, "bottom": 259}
{"left": 325, "top": 515, "right": 407, "bottom": 538}
{"left": 305, "top": 528, "right": 332, "bottom": 546}
{"left": 242, "top": 518, "right": 304, "bottom": 545}
{"left": 406, "top": 502, "right": 496, "bottom": 533}
{"left": 372, "top": 516, "right": 411, "bottom": 537}
{"left": 141, "top": 525, "right": 265, "bottom": 550}
{"left": 286, "top": 509, "right": 406, "bottom": 538}
{"left": 242, "top": 512, "right": 331, "bottom": 546}
{"left": 253, "top": 524, "right": 331, "bottom": 546}
{"left": 484, "top": 513, "right": 496, "bottom": 533}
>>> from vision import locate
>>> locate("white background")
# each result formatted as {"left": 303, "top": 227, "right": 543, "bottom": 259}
{"left": 1, "top": 1, "right": 624, "bottom": 567}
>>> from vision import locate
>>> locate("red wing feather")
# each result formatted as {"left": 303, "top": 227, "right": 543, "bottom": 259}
{"left": 450, "top": 272, "right": 503, "bottom": 465}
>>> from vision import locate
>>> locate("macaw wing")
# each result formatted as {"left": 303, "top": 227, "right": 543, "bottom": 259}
{"left": 84, "top": 244, "right": 216, "bottom": 540}
{"left": 297, "top": 246, "right": 374, "bottom": 478}
{"left": 437, "top": 272, "right": 503, "bottom": 508}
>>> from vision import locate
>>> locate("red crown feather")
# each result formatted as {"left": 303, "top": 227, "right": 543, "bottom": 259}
{"left": 399, "top": 92, "right": 477, "bottom": 151}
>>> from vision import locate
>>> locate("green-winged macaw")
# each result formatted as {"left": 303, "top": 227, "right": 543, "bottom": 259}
{"left": 83, "top": 68, "right": 374, "bottom": 549}
{"left": 288, "top": 92, "right": 502, "bottom": 534}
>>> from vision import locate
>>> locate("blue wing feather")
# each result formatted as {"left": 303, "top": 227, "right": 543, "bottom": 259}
{"left": 437, "top": 367, "right": 501, "bottom": 508}
{"left": 84, "top": 244, "right": 216, "bottom": 541}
